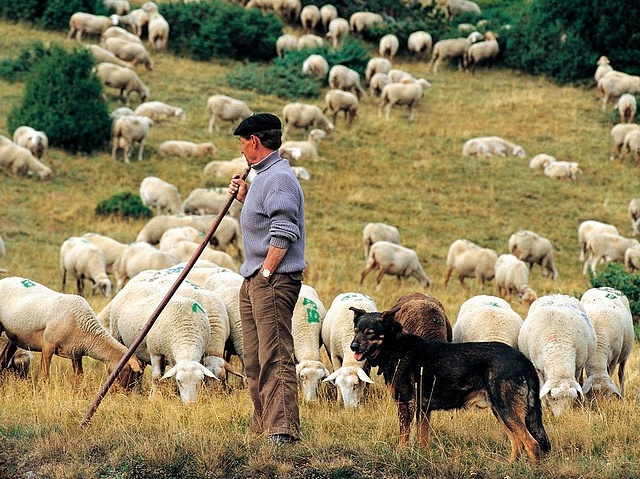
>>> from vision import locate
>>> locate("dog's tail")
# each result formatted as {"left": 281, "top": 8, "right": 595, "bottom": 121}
{"left": 524, "top": 369, "right": 551, "bottom": 454}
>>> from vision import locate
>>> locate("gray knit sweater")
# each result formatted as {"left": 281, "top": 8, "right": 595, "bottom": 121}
{"left": 239, "top": 151, "right": 306, "bottom": 277}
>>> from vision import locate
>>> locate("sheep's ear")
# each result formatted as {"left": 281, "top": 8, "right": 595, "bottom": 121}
{"left": 356, "top": 368, "right": 374, "bottom": 384}
{"left": 324, "top": 370, "right": 338, "bottom": 384}
{"left": 200, "top": 363, "right": 217, "bottom": 380}
{"left": 539, "top": 380, "right": 552, "bottom": 399}
{"left": 161, "top": 365, "right": 178, "bottom": 380}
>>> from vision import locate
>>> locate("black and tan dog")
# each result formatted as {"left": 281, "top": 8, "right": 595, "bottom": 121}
{"left": 350, "top": 307, "right": 551, "bottom": 462}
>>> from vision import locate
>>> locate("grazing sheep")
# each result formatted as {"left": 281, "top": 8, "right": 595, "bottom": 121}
{"left": 273, "top": 0, "right": 302, "bottom": 23}
{"left": 543, "top": 160, "right": 581, "bottom": 180}
{"left": 628, "top": 199, "right": 640, "bottom": 236}
{"left": 580, "top": 287, "right": 634, "bottom": 398}
{"left": 104, "top": 0, "right": 131, "bottom": 15}
{"left": 0, "top": 332, "right": 33, "bottom": 378}
{"left": 328, "top": 65, "right": 367, "bottom": 99}
{"left": 391, "top": 292, "right": 452, "bottom": 342}
{"left": 529, "top": 153, "right": 556, "bottom": 170}
{"left": 60, "top": 236, "right": 112, "bottom": 298}
{"left": 116, "top": 8, "right": 149, "bottom": 36}
{"left": 110, "top": 106, "right": 135, "bottom": 119}
{"left": 616, "top": 93, "right": 637, "bottom": 123}
{"left": 464, "top": 31, "right": 499, "bottom": 74}
{"left": 610, "top": 123, "right": 640, "bottom": 160}
{"left": 182, "top": 187, "right": 242, "bottom": 217}
{"left": 578, "top": 220, "right": 620, "bottom": 261}
{"left": 494, "top": 254, "right": 537, "bottom": 306}
{"left": 518, "top": 294, "right": 597, "bottom": 416}
{"left": 203, "top": 156, "right": 248, "bottom": 179}
{"left": 462, "top": 136, "right": 525, "bottom": 157}
{"left": 101, "top": 25, "right": 143, "bottom": 45}
{"left": 111, "top": 114, "right": 153, "bottom": 163}
{"left": 0, "top": 135, "right": 52, "bottom": 180}
{"left": 349, "top": 12, "right": 383, "bottom": 35}
{"left": 407, "top": 31, "right": 433, "bottom": 59}
{"left": 322, "top": 89, "right": 358, "bottom": 126}
{"left": 360, "top": 241, "right": 431, "bottom": 290}
{"left": 282, "top": 102, "right": 334, "bottom": 140}
{"left": 158, "top": 227, "right": 202, "bottom": 251}
{"left": 443, "top": 238, "right": 498, "bottom": 288}
{"left": 104, "top": 37, "right": 154, "bottom": 71}
{"left": 12, "top": 126, "right": 48, "bottom": 159}
{"left": 206, "top": 95, "right": 253, "bottom": 134}
{"left": 325, "top": 17, "right": 349, "bottom": 48}
{"left": 445, "top": 0, "right": 481, "bottom": 20}
{"left": 621, "top": 128, "right": 640, "bottom": 163}
{"left": 275, "top": 34, "right": 298, "bottom": 58}
{"left": 322, "top": 292, "right": 377, "bottom": 408}
{"left": 245, "top": 0, "right": 276, "bottom": 14}
{"left": 158, "top": 141, "right": 216, "bottom": 158}
{"left": 279, "top": 129, "right": 327, "bottom": 162}
{"left": 140, "top": 176, "right": 183, "bottom": 216}
{"left": 147, "top": 11, "right": 170, "bottom": 51}
{"left": 599, "top": 71, "right": 640, "bottom": 110}
{"left": 508, "top": 230, "right": 558, "bottom": 279}
{"left": 624, "top": 244, "right": 640, "bottom": 272}
{"left": 320, "top": 4, "right": 338, "bottom": 31}
{"left": 113, "top": 241, "right": 178, "bottom": 292}
{"left": 453, "top": 295, "right": 523, "bottom": 347}
{"left": 95, "top": 62, "right": 150, "bottom": 105}
{"left": 301, "top": 54, "right": 329, "bottom": 79}
{"left": 379, "top": 34, "right": 400, "bottom": 60}
{"left": 378, "top": 79, "right": 430, "bottom": 121}
{"left": 81, "top": 232, "right": 127, "bottom": 275}
{"left": 88, "top": 44, "right": 133, "bottom": 69}
{"left": 594, "top": 55, "right": 613, "bottom": 83}
{"left": 368, "top": 72, "right": 391, "bottom": 97}
{"left": 134, "top": 101, "right": 185, "bottom": 122}
{"left": 388, "top": 68, "right": 415, "bottom": 83}
{"left": 300, "top": 4, "right": 320, "bottom": 31}
{"left": 362, "top": 222, "right": 400, "bottom": 260}
{"left": 67, "top": 12, "right": 118, "bottom": 41}
{"left": 165, "top": 240, "right": 238, "bottom": 271}
{"left": 427, "top": 37, "right": 472, "bottom": 73}
{"left": 584, "top": 232, "right": 639, "bottom": 275}
{"left": 291, "top": 166, "right": 311, "bottom": 180}
{"left": 0, "top": 276, "right": 141, "bottom": 386}
{"left": 365, "top": 57, "right": 392, "bottom": 85}
{"left": 297, "top": 33, "right": 324, "bottom": 50}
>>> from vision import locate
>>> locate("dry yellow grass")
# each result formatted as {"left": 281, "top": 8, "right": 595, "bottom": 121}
{"left": 1, "top": 13, "right": 640, "bottom": 479}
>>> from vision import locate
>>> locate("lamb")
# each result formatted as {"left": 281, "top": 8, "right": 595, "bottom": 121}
{"left": 139, "top": 176, "right": 184, "bottom": 216}
{"left": 279, "top": 129, "right": 327, "bottom": 162}
{"left": 543, "top": 160, "right": 581, "bottom": 180}
{"left": 95, "top": 62, "right": 150, "bottom": 105}
{"left": 113, "top": 241, "right": 178, "bottom": 292}
{"left": 147, "top": 11, "right": 170, "bottom": 51}
{"left": 320, "top": 4, "right": 338, "bottom": 31}
{"left": 368, "top": 72, "right": 391, "bottom": 97}
{"left": 104, "top": 37, "right": 154, "bottom": 71}
{"left": 325, "top": 17, "right": 349, "bottom": 48}
{"left": 580, "top": 287, "right": 634, "bottom": 398}
{"left": 282, "top": 102, "right": 334, "bottom": 140}
{"left": 301, "top": 54, "right": 329, "bottom": 79}
{"left": 104, "top": 0, "right": 131, "bottom": 15}
{"left": 427, "top": 37, "right": 472, "bottom": 73}
{"left": 292, "top": 285, "right": 329, "bottom": 403}
{"left": 81, "top": 232, "right": 127, "bottom": 275}
{"left": 378, "top": 79, "right": 430, "bottom": 121}
{"left": 616, "top": 93, "right": 637, "bottom": 123}
{"left": 275, "top": 34, "right": 298, "bottom": 58}
{"left": 206, "top": 95, "right": 253, "bottom": 134}
{"left": 182, "top": 187, "right": 242, "bottom": 217}
{"left": 494, "top": 254, "right": 537, "bottom": 306}
{"left": 165, "top": 240, "right": 238, "bottom": 271}
{"left": 462, "top": 136, "right": 525, "bottom": 158}
{"left": 379, "top": 34, "right": 400, "bottom": 60}
{"left": 322, "top": 89, "right": 358, "bottom": 126}
{"left": 297, "top": 34, "right": 324, "bottom": 50}
{"left": 349, "top": 12, "right": 383, "bottom": 35}
{"left": 508, "top": 230, "right": 558, "bottom": 279}
{"left": 528, "top": 153, "right": 556, "bottom": 170}
{"left": 116, "top": 8, "right": 149, "bottom": 37}
{"left": 452, "top": 294, "right": 523, "bottom": 347}
{"left": 609, "top": 123, "right": 639, "bottom": 160}
{"left": 391, "top": 292, "right": 452, "bottom": 342}
{"left": 360, "top": 241, "right": 431, "bottom": 290}
{"left": 445, "top": 0, "right": 481, "bottom": 20}
{"left": 365, "top": 57, "right": 392, "bottom": 85}
{"left": 0, "top": 135, "right": 53, "bottom": 180}
{"left": 362, "top": 222, "right": 400, "bottom": 260}
{"left": 158, "top": 140, "right": 216, "bottom": 158}
{"left": 111, "top": 114, "right": 153, "bottom": 163}
{"left": 321, "top": 292, "right": 377, "bottom": 408}
{"left": 599, "top": 71, "right": 640, "bottom": 110}
{"left": 60, "top": 236, "right": 112, "bottom": 298}
{"left": 443, "top": 238, "right": 498, "bottom": 288}
{"left": 300, "top": 4, "right": 320, "bottom": 32}
{"left": 584, "top": 232, "right": 639, "bottom": 275}
{"left": 12, "top": 126, "right": 48, "bottom": 159}
{"left": 328, "top": 65, "right": 367, "bottom": 99}
{"left": 629, "top": 199, "right": 640, "bottom": 236}
{"left": 134, "top": 101, "right": 186, "bottom": 122}
{"left": 88, "top": 44, "right": 134, "bottom": 69}
{"left": 67, "top": 12, "right": 118, "bottom": 41}
{"left": 407, "top": 30, "right": 433, "bottom": 59}
{"left": 594, "top": 55, "right": 613, "bottom": 83}
{"left": 0, "top": 276, "right": 141, "bottom": 387}
{"left": 518, "top": 294, "right": 597, "bottom": 416}
{"left": 624, "top": 244, "right": 640, "bottom": 272}
{"left": 464, "top": 31, "right": 499, "bottom": 74}
{"left": 577, "top": 220, "right": 620, "bottom": 261}
{"left": 621, "top": 128, "right": 640, "bottom": 163}
{"left": 101, "top": 25, "right": 143, "bottom": 45}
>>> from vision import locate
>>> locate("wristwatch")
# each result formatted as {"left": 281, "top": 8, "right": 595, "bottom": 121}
{"left": 262, "top": 268, "right": 271, "bottom": 279}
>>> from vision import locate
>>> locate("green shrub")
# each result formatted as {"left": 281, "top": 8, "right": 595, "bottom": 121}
{"left": 590, "top": 262, "right": 640, "bottom": 323}
{"left": 95, "top": 192, "right": 152, "bottom": 219}
{"left": 0, "top": 0, "right": 106, "bottom": 29}
{"left": 0, "top": 41, "right": 49, "bottom": 83}
{"left": 7, "top": 44, "right": 111, "bottom": 154}
{"left": 0, "top": 0, "right": 45, "bottom": 24}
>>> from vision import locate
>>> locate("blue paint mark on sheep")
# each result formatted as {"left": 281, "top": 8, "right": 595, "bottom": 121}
{"left": 20, "top": 279, "right": 36, "bottom": 288}
{"left": 303, "top": 297, "right": 320, "bottom": 323}
{"left": 192, "top": 302, "right": 205, "bottom": 315}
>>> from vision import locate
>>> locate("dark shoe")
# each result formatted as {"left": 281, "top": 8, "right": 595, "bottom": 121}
{"left": 267, "top": 434, "right": 297, "bottom": 445}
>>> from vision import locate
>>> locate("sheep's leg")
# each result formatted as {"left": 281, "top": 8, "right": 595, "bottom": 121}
{"left": 375, "top": 268, "right": 386, "bottom": 288}
{"left": 408, "top": 103, "right": 415, "bottom": 121}
{"left": 138, "top": 138, "right": 147, "bottom": 161}
{"left": 359, "top": 264, "right": 375, "bottom": 285}
{"left": 40, "top": 343, "right": 56, "bottom": 380}
{"left": 71, "top": 354, "right": 84, "bottom": 376}
{"left": 208, "top": 115, "right": 215, "bottom": 134}
{"left": 385, "top": 103, "right": 393, "bottom": 121}
{"left": 443, "top": 265, "right": 453, "bottom": 286}
{"left": 416, "top": 409, "right": 431, "bottom": 448}
{"left": 61, "top": 268, "right": 67, "bottom": 292}
{"left": 618, "top": 359, "right": 627, "bottom": 396}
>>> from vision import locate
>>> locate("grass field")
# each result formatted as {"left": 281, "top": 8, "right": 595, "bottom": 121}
{"left": 2, "top": 9, "right": 640, "bottom": 479}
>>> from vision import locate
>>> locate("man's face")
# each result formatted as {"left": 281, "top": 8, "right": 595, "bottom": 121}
{"left": 239, "top": 135, "right": 258, "bottom": 164}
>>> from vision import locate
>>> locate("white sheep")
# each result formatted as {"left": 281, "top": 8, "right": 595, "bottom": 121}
{"left": 245, "top": 0, "right": 276, "bottom": 14}
{"left": 518, "top": 294, "right": 596, "bottom": 416}
{"left": 543, "top": 160, "right": 581, "bottom": 180}
{"left": 275, "top": 34, "right": 298, "bottom": 58}
{"left": 360, "top": 240, "right": 431, "bottom": 290}
{"left": 328, "top": 64, "right": 367, "bottom": 99}
{"left": 12, "top": 126, "right": 48, "bottom": 159}
{"left": 580, "top": 287, "right": 634, "bottom": 398}
{"left": 427, "top": 37, "right": 472, "bottom": 73}
{"left": 279, "top": 128, "right": 327, "bottom": 161}
{"left": 0, "top": 276, "right": 141, "bottom": 385}
{"left": 111, "top": 114, "right": 153, "bottom": 163}
{"left": 362, "top": 222, "right": 400, "bottom": 260}
{"left": 158, "top": 140, "right": 216, "bottom": 158}
{"left": 378, "top": 79, "right": 430, "bottom": 121}
{"left": 147, "top": 11, "right": 170, "bottom": 51}
{"left": 104, "top": 36, "right": 154, "bottom": 70}
{"left": 282, "top": 102, "right": 334, "bottom": 140}
{"left": 621, "top": 128, "right": 640, "bottom": 163}
{"left": 110, "top": 106, "right": 136, "bottom": 119}
{"left": 116, "top": 8, "right": 149, "bottom": 36}
{"left": 81, "top": 232, "right": 127, "bottom": 275}
{"left": 494, "top": 254, "right": 537, "bottom": 306}
{"left": 139, "top": 176, "right": 183, "bottom": 216}
{"left": 321, "top": 292, "right": 376, "bottom": 408}
{"left": 407, "top": 30, "right": 432, "bottom": 59}
{"left": 113, "top": 241, "right": 178, "bottom": 292}
{"left": 624, "top": 244, "right": 640, "bottom": 272}
{"left": 203, "top": 156, "right": 248, "bottom": 179}
{"left": 301, "top": 54, "right": 329, "bottom": 79}
{"left": 508, "top": 230, "right": 558, "bottom": 279}
{"left": 325, "top": 17, "right": 349, "bottom": 49}
{"left": 165, "top": 240, "right": 238, "bottom": 271}
{"left": 443, "top": 238, "right": 498, "bottom": 288}
{"left": 158, "top": 226, "right": 202, "bottom": 251}
{"left": 628, "top": 198, "right": 640, "bottom": 236}
{"left": 101, "top": 25, "right": 143, "bottom": 45}
{"left": 300, "top": 4, "right": 320, "bottom": 31}
{"left": 594, "top": 55, "right": 613, "bottom": 83}
{"left": 445, "top": 0, "right": 481, "bottom": 20}
{"left": 60, "top": 237, "right": 112, "bottom": 298}
{"left": 291, "top": 165, "right": 311, "bottom": 180}
{"left": 182, "top": 187, "right": 242, "bottom": 217}
{"left": 584, "top": 232, "right": 639, "bottom": 275}
{"left": 206, "top": 95, "right": 253, "bottom": 134}
{"left": 388, "top": 68, "right": 415, "bottom": 83}
{"left": 297, "top": 33, "right": 325, "bottom": 50}
{"left": 462, "top": 136, "right": 525, "bottom": 157}
{"left": 67, "top": 12, "right": 118, "bottom": 41}
{"left": 349, "top": 11, "right": 383, "bottom": 35}
{"left": 104, "top": 0, "right": 131, "bottom": 15}
{"left": 609, "top": 123, "right": 640, "bottom": 161}
{"left": 578, "top": 220, "right": 620, "bottom": 261}
{"left": 452, "top": 294, "right": 523, "bottom": 347}
{"left": 273, "top": 0, "right": 301, "bottom": 23}
{"left": 599, "top": 70, "right": 640, "bottom": 110}
{"left": 0, "top": 135, "right": 53, "bottom": 180}
{"left": 320, "top": 4, "right": 338, "bottom": 31}
{"left": 364, "top": 57, "right": 392, "bottom": 85}
{"left": 322, "top": 89, "right": 358, "bottom": 126}
{"left": 464, "top": 31, "right": 499, "bottom": 74}
{"left": 95, "top": 62, "right": 150, "bottom": 105}
{"left": 134, "top": 101, "right": 185, "bottom": 122}
{"left": 528, "top": 153, "right": 556, "bottom": 170}
{"left": 379, "top": 34, "right": 400, "bottom": 60}
{"left": 88, "top": 44, "right": 134, "bottom": 69}
{"left": 368, "top": 72, "right": 391, "bottom": 97}
{"left": 616, "top": 93, "right": 637, "bottom": 123}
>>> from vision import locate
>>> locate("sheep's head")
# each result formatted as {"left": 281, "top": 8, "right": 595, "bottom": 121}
{"left": 512, "top": 146, "right": 526, "bottom": 158}
{"left": 162, "top": 361, "right": 215, "bottom": 404}
{"left": 110, "top": 14, "right": 120, "bottom": 26}
{"left": 540, "top": 379, "right": 582, "bottom": 417}
{"left": 323, "top": 366, "right": 373, "bottom": 408}
{"left": 296, "top": 360, "right": 330, "bottom": 403}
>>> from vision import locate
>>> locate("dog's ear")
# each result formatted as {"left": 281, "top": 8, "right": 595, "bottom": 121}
{"left": 381, "top": 309, "right": 403, "bottom": 335}
{"left": 350, "top": 306, "right": 367, "bottom": 326}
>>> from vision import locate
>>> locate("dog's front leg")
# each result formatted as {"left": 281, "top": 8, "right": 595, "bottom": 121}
{"left": 416, "top": 409, "right": 431, "bottom": 447}
{"left": 396, "top": 401, "right": 414, "bottom": 447}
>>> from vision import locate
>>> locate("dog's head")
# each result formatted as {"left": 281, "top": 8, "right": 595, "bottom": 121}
{"left": 350, "top": 306, "right": 402, "bottom": 362}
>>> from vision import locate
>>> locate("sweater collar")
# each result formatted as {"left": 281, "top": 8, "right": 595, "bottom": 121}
{"left": 252, "top": 150, "right": 281, "bottom": 174}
